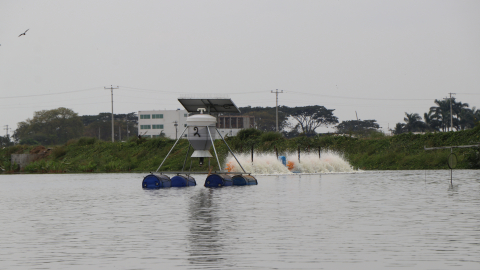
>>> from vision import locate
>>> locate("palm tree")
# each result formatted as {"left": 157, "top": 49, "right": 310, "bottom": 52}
{"left": 423, "top": 111, "right": 441, "bottom": 131}
{"left": 391, "top": 123, "right": 406, "bottom": 135}
{"left": 452, "top": 99, "right": 469, "bottom": 130}
{"left": 404, "top": 112, "right": 426, "bottom": 132}
{"left": 429, "top": 99, "right": 451, "bottom": 132}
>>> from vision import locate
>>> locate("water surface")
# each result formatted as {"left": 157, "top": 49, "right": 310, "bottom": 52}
{"left": 1, "top": 170, "right": 479, "bottom": 269}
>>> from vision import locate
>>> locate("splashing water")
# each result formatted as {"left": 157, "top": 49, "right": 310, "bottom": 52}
{"left": 224, "top": 151, "right": 355, "bottom": 174}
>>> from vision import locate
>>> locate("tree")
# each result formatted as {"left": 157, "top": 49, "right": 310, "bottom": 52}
{"left": 429, "top": 99, "right": 451, "bottom": 132}
{"left": 336, "top": 119, "right": 381, "bottom": 136}
{"left": 457, "top": 107, "right": 480, "bottom": 130}
{"left": 0, "top": 135, "right": 14, "bottom": 147}
{"left": 391, "top": 123, "right": 406, "bottom": 135}
{"left": 13, "top": 107, "right": 84, "bottom": 145}
{"left": 287, "top": 105, "right": 338, "bottom": 136}
{"left": 423, "top": 111, "right": 441, "bottom": 131}
{"left": 82, "top": 112, "right": 138, "bottom": 141}
{"left": 403, "top": 112, "right": 427, "bottom": 132}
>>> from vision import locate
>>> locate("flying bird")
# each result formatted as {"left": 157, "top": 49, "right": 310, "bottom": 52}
{"left": 18, "top": 29, "right": 29, "bottom": 37}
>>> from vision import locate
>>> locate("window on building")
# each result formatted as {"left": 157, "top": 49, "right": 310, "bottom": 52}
{"left": 143, "top": 135, "right": 151, "bottom": 138}
{"left": 238, "top": 118, "right": 244, "bottom": 128}
{"left": 152, "top": 124, "right": 164, "bottom": 129}
{"left": 140, "top": 114, "right": 151, "bottom": 119}
{"left": 140, "top": 125, "right": 151, "bottom": 129}
{"left": 184, "top": 124, "right": 187, "bottom": 127}
{"left": 184, "top": 114, "right": 188, "bottom": 117}
{"left": 152, "top": 114, "right": 163, "bottom": 119}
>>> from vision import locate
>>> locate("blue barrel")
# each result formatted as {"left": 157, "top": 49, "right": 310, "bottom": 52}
{"left": 279, "top": 156, "right": 286, "bottom": 166}
{"left": 232, "top": 175, "right": 258, "bottom": 186}
{"left": 142, "top": 174, "right": 171, "bottom": 189}
{"left": 204, "top": 174, "right": 234, "bottom": 187}
{"left": 171, "top": 175, "right": 196, "bottom": 187}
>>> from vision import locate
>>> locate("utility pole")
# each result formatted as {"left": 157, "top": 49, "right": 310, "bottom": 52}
{"left": 271, "top": 89, "right": 283, "bottom": 132}
{"left": 104, "top": 85, "right": 119, "bottom": 142}
{"left": 126, "top": 115, "right": 129, "bottom": 140}
{"left": 449, "top": 93, "right": 455, "bottom": 132}
{"left": 3, "top": 125, "right": 11, "bottom": 137}
{"left": 173, "top": 121, "right": 178, "bottom": 140}
{"left": 3, "top": 125, "right": 12, "bottom": 146}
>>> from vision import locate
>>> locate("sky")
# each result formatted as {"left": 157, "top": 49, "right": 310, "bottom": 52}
{"left": 1, "top": 0, "right": 480, "bottom": 135}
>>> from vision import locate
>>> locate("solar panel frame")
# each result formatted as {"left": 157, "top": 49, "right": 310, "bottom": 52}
{"left": 177, "top": 98, "right": 241, "bottom": 113}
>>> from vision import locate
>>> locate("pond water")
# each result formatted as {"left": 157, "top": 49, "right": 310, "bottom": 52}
{"left": 1, "top": 170, "right": 479, "bottom": 269}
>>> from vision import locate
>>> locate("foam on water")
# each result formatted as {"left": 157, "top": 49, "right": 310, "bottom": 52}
{"left": 224, "top": 151, "right": 355, "bottom": 174}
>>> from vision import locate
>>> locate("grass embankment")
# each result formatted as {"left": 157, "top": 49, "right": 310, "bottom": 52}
{"left": 0, "top": 137, "right": 222, "bottom": 173}
{"left": 1, "top": 127, "right": 480, "bottom": 173}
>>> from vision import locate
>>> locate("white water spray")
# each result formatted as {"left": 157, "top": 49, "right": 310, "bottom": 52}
{"left": 224, "top": 151, "right": 355, "bottom": 174}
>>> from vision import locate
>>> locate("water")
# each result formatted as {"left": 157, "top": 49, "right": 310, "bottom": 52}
{"left": 1, "top": 170, "right": 480, "bottom": 269}
{"left": 224, "top": 151, "right": 354, "bottom": 174}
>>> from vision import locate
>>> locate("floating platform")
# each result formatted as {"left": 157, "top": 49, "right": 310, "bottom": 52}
{"left": 142, "top": 172, "right": 257, "bottom": 189}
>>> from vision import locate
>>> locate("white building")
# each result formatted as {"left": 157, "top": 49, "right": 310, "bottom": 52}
{"left": 216, "top": 115, "right": 255, "bottom": 137}
{"left": 138, "top": 110, "right": 188, "bottom": 139}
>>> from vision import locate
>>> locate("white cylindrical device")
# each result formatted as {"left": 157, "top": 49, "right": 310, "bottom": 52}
{"left": 186, "top": 109, "right": 217, "bottom": 158}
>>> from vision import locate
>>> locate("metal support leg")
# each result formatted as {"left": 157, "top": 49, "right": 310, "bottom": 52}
{"left": 182, "top": 144, "right": 191, "bottom": 172}
{"left": 207, "top": 127, "right": 222, "bottom": 171}
{"left": 215, "top": 128, "right": 246, "bottom": 173}
{"left": 155, "top": 127, "right": 188, "bottom": 172}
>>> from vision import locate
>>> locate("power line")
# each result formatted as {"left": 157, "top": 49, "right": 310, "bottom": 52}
{"left": 287, "top": 90, "right": 433, "bottom": 101}
{"left": 0, "top": 86, "right": 101, "bottom": 99}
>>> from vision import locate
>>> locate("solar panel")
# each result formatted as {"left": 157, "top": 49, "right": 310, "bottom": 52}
{"left": 177, "top": 98, "right": 241, "bottom": 113}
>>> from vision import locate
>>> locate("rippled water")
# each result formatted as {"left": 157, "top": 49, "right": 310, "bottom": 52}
{"left": 1, "top": 170, "right": 480, "bottom": 269}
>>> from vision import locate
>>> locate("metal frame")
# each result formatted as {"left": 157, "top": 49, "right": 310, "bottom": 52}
{"left": 154, "top": 126, "right": 248, "bottom": 174}
{"left": 208, "top": 127, "right": 222, "bottom": 171}
{"left": 215, "top": 128, "right": 246, "bottom": 173}
{"left": 155, "top": 127, "right": 188, "bottom": 172}
{"left": 424, "top": 143, "right": 480, "bottom": 185}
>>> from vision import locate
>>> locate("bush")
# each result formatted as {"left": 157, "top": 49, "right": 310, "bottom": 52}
{"left": 19, "top": 138, "right": 40, "bottom": 145}
{"left": 237, "top": 128, "right": 263, "bottom": 141}
{"left": 77, "top": 137, "right": 97, "bottom": 146}
{"left": 260, "top": 131, "right": 283, "bottom": 142}
{"left": 52, "top": 146, "right": 67, "bottom": 158}
{"left": 66, "top": 139, "right": 78, "bottom": 146}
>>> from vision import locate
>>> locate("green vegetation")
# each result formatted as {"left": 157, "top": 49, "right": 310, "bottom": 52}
{"left": 1, "top": 126, "right": 480, "bottom": 173}
{"left": 394, "top": 98, "right": 480, "bottom": 134}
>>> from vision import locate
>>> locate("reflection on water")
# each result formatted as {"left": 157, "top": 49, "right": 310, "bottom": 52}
{"left": 187, "top": 189, "right": 224, "bottom": 266}
{"left": 0, "top": 171, "right": 480, "bottom": 269}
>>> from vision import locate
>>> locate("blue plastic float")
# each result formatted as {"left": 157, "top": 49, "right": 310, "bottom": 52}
{"left": 205, "top": 174, "right": 257, "bottom": 187}
{"left": 232, "top": 175, "right": 258, "bottom": 186}
{"left": 142, "top": 174, "right": 171, "bottom": 189}
{"left": 171, "top": 175, "right": 196, "bottom": 187}
{"left": 204, "top": 174, "right": 233, "bottom": 187}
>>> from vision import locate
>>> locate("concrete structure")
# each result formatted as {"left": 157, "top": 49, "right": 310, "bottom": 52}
{"left": 11, "top": 154, "right": 40, "bottom": 170}
{"left": 216, "top": 115, "right": 255, "bottom": 137}
{"left": 138, "top": 109, "right": 188, "bottom": 139}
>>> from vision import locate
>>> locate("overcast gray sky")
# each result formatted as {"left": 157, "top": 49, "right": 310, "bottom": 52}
{"left": 1, "top": 0, "right": 479, "bottom": 134}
